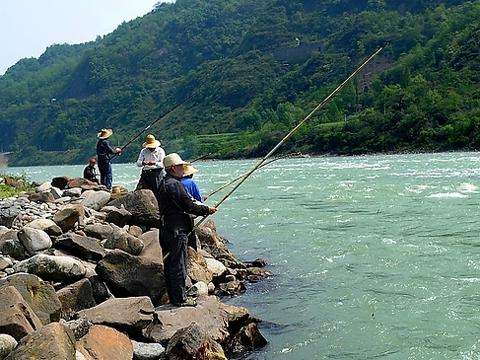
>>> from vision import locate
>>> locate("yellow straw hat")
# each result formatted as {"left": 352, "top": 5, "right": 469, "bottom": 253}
{"left": 183, "top": 164, "right": 199, "bottom": 176}
{"left": 163, "top": 153, "right": 188, "bottom": 168}
{"left": 97, "top": 129, "right": 113, "bottom": 139}
{"left": 143, "top": 134, "right": 161, "bottom": 149}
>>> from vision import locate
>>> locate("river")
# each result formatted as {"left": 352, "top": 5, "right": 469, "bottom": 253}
{"left": 5, "top": 152, "right": 480, "bottom": 359}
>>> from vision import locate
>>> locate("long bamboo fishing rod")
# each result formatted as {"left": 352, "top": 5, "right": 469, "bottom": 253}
{"left": 194, "top": 45, "right": 385, "bottom": 229}
{"left": 110, "top": 94, "right": 193, "bottom": 160}
{"left": 204, "top": 152, "right": 303, "bottom": 201}
{"left": 190, "top": 153, "right": 213, "bottom": 164}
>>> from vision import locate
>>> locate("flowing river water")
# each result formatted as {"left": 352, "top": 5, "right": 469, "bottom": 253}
{"left": 6, "top": 152, "right": 480, "bottom": 359}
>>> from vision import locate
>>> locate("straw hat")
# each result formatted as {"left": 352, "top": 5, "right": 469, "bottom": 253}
{"left": 97, "top": 129, "right": 113, "bottom": 139}
{"left": 143, "top": 134, "right": 161, "bottom": 149}
{"left": 183, "top": 164, "right": 199, "bottom": 176}
{"left": 163, "top": 153, "right": 188, "bottom": 168}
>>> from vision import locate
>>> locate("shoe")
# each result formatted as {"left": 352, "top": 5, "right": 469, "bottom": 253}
{"left": 174, "top": 298, "right": 197, "bottom": 307}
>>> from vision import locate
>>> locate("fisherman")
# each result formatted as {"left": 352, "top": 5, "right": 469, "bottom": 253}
{"left": 156, "top": 153, "right": 217, "bottom": 307}
{"left": 136, "top": 134, "right": 165, "bottom": 193}
{"left": 96, "top": 128, "right": 121, "bottom": 190}
{"left": 181, "top": 164, "right": 203, "bottom": 203}
{"left": 83, "top": 157, "right": 99, "bottom": 184}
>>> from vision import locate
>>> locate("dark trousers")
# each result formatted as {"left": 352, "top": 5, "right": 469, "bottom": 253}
{"left": 98, "top": 161, "right": 112, "bottom": 189}
{"left": 136, "top": 168, "right": 163, "bottom": 194}
{"left": 160, "top": 226, "right": 188, "bottom": 304}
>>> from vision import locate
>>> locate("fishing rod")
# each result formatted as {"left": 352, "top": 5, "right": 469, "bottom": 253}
{"left": 194, "top": 45, "right": 385, "bottom": 229}
{"left": 190, "top": 153, "right": 213, "bottom": 164}
{"left": 110, "top": 94, "right": 194, "bottom": 160}
{"left": 204, "top": 152, "right": 303, "bottom": 201}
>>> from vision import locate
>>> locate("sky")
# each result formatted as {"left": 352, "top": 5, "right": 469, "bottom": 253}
{"left": 0, "top": 0, "right": 167, "bottom": 75}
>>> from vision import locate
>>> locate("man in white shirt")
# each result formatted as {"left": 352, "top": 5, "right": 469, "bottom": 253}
{"left": 136, "top": 134, "right": 165, "bottom": 193}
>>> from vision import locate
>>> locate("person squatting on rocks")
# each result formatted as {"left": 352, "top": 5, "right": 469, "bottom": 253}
{"left": 96, "top": 129, "right": 121, "bottom": 190}
{"left": 83, "top": 157, "right": 99, "bottom": 184}
{"left": 136, "top": 134, "right": 165, "bottom": 193}
{"left": 156, "top": 153, "right": 217, "bottom": 307}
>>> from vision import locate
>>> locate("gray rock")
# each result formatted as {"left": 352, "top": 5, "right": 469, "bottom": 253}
{"left": 187, "top": 281, "right": 209, "bottom": 297}
{"left": 36, "top": 182, "right": 52, "bottom": 192}
{"left": 0, "top": 256, "right": 13, "bottom": 271}
{"left": 50, "top": 187, "right": 64, "bottom": 200}
{"left": 64, "top": 187, "right": 82, "bottom": 197}
{"left": 28, "top": 191, "right": 55, "bottom": 203}
{"left": 109, "top": 190, "right": 159, "bottom": 226}
{"left": 57, "top": 278, "right": 96, "bottom": 320}
{"left": 26, "top": 218, "right": 63, "bottom": 237}
{"left": 17, "top": 227, "right": 52, "bottom": 255}
{"left": 205, "top": 258, "right": 227, "bottom": 277}
{"left": 60, "top": 317, "right": 92, "bottom": 340}
{"left": 80, "top": 190, "right": 111, "bottom": 211}
{"left": 0, "top": 231, "right": 28, "bottom": 260}
{"left": 128, "top": 225, "right": 143, "bottom": 238}
{"left": 55, "top": 233, "right": 106, "bottom": 262}
{"left": 13, "top": 254, "right": 87, "bottom": 282}
{"left": 52, "top": 176, "right": 70, "bottom": 190}
{"left": 103, "top": 225, "right": 144, "bottom": 256}
{"left": 0, "top": 334, "right": 17, "bottom": 360}
{"left": 84, "top": 223, "right": 113, "bottom": 240}
{"left": 0, "top": 207, "right": 20, "bottom": 228}
{"left": 53, "top": 204, "right": 85, "bottom": 231}
{"left": 103, "top": 205, "right": 132, "bottom": 227}
{"left": 132, "top": 341, "right": 165, "bottom": 360}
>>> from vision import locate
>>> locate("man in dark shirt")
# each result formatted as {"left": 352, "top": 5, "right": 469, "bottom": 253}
{"left": 96, "top": 129, "right": 121, "bottom": 190}
{"left": 83, "top": 157, "right": 99, "bottom": 184}
{"left": 156, "top": 153, "right": 217, "bottom": 307}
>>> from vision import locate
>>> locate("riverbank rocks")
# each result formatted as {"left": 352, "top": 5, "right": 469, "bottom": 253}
{"left": 5, "top": 322, "right": 76, "bottom": 360}
{"left": 205, "top": 257, "right": 227, "bottom": 277}
{"left": 80, "top": 190, "right": 111, "bottom": 211}
{"left": 53, "top": 204, "right": 85, "bottom": 231}
{"left": 187, "top": 248, "right": 213, "bottom": 283}
{"left": 96, "top": 250, "right": 166, "bottom": 304}
{"left": 55, "top": 233, "right": 106, "bottom": 262}
{"left": 109, "top": 189, "right": 159, "bottom": 226}
{"left": 0, "top": 206, "right": 20, "bottom": 228}
{"left": 77, "top": 325, "right": 133, "bottom": 360}
{"left": 224, "top": 323, "right": 268, "bottom": 356}
{"left": 51, "top": 177, "right": 70, "bottom": 190}
{"left": 0, "top": 334, "right": 17, "bottom": 359}
{"left": 138, "top": 229, "right": 162, "bottom": 263}
{"left": 132, "top": 341, "right": 165, "bottom": 360}
{"left": 103, "top": 225, "right": 144, "bottom": 255}
{"left": 0, "top": 231, "right": 27, "bottom": 260}
{"left": 17, "top": 227, "right": 52, "bottom": 255}
{"left": 13, "top": 254, "right": 87, "bottom": 282}
{"left": 26, "top": 218, "right": 62, "bottom": 237}
{"left": 0, "top": 286, "right": 43, "bottom": 340}
{"left": 28, "top": 191, "right": 55, "bottom": 204}
{"left": 57, "top": 279, "right": 96, "bottom": 320}
{"left": 102, "top": 205, "right": 132, "bottom": 227}
{"left": 0, "top": 273, "right": 61, "bottom": 325}
{"left": 78, "top": 297, "right": 155, "bottom": 336}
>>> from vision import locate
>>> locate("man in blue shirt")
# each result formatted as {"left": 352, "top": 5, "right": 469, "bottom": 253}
{"left": 180, "top": 165, "right": 203, "bottom": 203}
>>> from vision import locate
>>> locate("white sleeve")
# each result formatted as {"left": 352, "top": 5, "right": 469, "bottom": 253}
{"left": 157, "top": 148, "right": 166, "bottom": 167}
{"left": 136, "top": 149, "right": 144, "bottom": 167}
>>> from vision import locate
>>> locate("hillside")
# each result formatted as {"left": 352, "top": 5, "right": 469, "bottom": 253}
{"left": 0, "top": 0, "right": 479, "bottom": 166}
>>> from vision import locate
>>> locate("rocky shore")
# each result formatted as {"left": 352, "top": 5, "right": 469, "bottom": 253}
{"left": 0, "top": 176, "right": 271, "bottom": 359}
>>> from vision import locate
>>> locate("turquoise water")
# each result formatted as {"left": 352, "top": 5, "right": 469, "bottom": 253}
{"left": 7, "top": 152, "right": 480, "bottom": 359}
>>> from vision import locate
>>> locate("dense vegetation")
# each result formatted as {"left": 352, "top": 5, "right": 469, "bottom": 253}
{"left": 0, "top": 0, "right": 479, "bottom": 166}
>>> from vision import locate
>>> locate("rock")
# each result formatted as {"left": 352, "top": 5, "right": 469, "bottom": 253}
{"left": 61, "top": 317, "right": 92, "bottom": 340}
{"left": 57, "top": 279, "right": 96, "bottom": 320}
{"left": 110, "top": 185, "right": 128, "bottom": 199}
{"left": 132, "top": 341, "right": 165, "bottom": 360}
{"left": 144, "top": 296, "right": 230, "bottom": 343}
{"left": 128, "top": 225, "right": 143, "bottom": 238}
{"left": 216, "top": 281, "right": 246, "bottom": 296}
{"left": 102, "top": 206, "right": 132, "bottom": 227}
{"left": 50, "top": 187, "right": 63, "bottom": 200}
{"left": 17, "top": 227, "right": 52, "bottom": 255}
{"left": 109, "top": 190, "right": 159, "bottom": 226}
{"left": 0, "top": 207, "right": 20, "bottom": 227}
{"left": 165, "top": 323, "right": 226, "bottom": 360}
{"left": 51, "top": 176, "right": 70, "bottom": 190}
{"left": 224, "top": 323, "right": 268, "bottom": 356}
{"left": 208, "top": 282, "right": 215, "bottom": 294}
{"left": 0, "top": 231, "right": 27, "bottom": 260}
{"left": 103, "top": 225, "right": 144, "bottom": 256}
{"left": 13, "top": 254, "right": 87, "bottom": 282}
{"left": 78, "top": 297, "right": 155, "bottom": 336}
{"left": 96, "top": 250, "right": 165, "bottom": 304}
{"left": 64, "top": 187, "right": 82, "bottom": 198}
{"left": 5, "top": 322, "right": 76, "bottom": 360}
{"left": 0, "top": 273, "right": 61, "bottom": 325}
{"left": 205, "top": 258, "right": 227, "bottom": 277}
{"left": 84, "top": 223, "right": 113, "bottom": 240}
{"left": 28, "top": 191, "right": 55, "bottom": 203}
{"left": 66, "top": 178, "right": 96, "bottom": 189}
{"left": 247, "top": 258, "right": 268, "bottom": 268}
{"left": 55, "top": 233, "right": 106, "bottom": 262}
{"left": 80, "top": 190, "right": 111, "bottom": 211}
{"left": 0, "top": 286, "right": 43, "bottom": 340}
{"left": 0, "top": 256, "right": 13, "bottom": 271}
{"left": 138, "top": 229, "right": 162, "bottom": 263}
{"left": 77, "top": 325, "right": 133, "bottom": 360}
{"left": 36, "top": 182, "right": 52, "bottom": 192}
{"left": 0, "top": 334, "right": 17, "bottom": 359}
{"left": 187, "top": 281, "right": 209, "bottom": 297}
{"left": 26, "top": 218, "right": 62, "bottom": 237}
{"left": 188, "top": 248, "right": 213, "bottom": 283}
{"left": 53, "top": 204, "right": 85, "bottom": 231}
{"left": 88, "top": 276, "right": 110, "bottom": 304}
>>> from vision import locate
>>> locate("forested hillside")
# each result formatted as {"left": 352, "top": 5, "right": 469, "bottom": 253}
{"left": 0, "top": 0, "right": 479, "bottom": 165}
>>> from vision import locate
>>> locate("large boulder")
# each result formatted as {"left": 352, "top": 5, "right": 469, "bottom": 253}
{"left": 28, "top": 192, "right": 55, "bottom": 204}
{"left": 224, "top": 323, "right": 268, "bottom": 357}
{"left": 138, "top": 229, "right": 162, "bottom": 263}
{"left": 53, "top": 204, "right": 85, "bottom": 232}
{"left": 187, "top": 248, "right": 213, "bottom": 284}
{"left": 109, "top": 190, "right": 159, "bottom": 226}
{"left": 84, "top": 223, "right": 112, "bottom": 240}
{"left": 36, "top": 182, "right": 51, "bottom": 192}
{"left": 205, "top": 258, "right": 227, "bottom": 277}
{"left": 0, "top": 255, "right": 13, "bottom": 271}
{"left": 13, "top": 254, "right": 87, "bottom": 283}
{"left": 66, "top": 178, "right": 96, "bottom": 189}
{"left": 26, "top": 218, "right": 62, "bottom": 237}
{"left": 96, "top": 250, "right": 166, "bottom": 305}
{"left": 57, "top": 279, "right": 96, "bottom": 320}
{"left": 0, "top": 334, "right": 17, "bottom": 359}
{"left": 76, "top": 325, "right": 133, "bottom": 360}
{"left": 0, "top": 286, "right": 43, "bottom": 340}
{"left": 0, "top": 206, "right": 20, "bottom": 227}
{"left": 5, "top": 322, "right": 76, "bottom": 360}
{"left": 80, "top": 190, "right": 111, "bottom": 211}
{"left": 102, "top": 205, "right": 132, "bottom": 227}
{"left": 132, "top": 341, "right": 165, "bottom": 360}
{"left": 0, "top": 231, "right": 28, "bottom": 260}
{"left": 51, "top": 176, "right": 70, "bottom": 190}
{"left": 64, "top": 187, "right": 82, "bottom": 198}
{"left": 78, "top": 297, "right": 155, "bottom": 336}
{"left": 55, "top": 233, "right": 106, "bottom": 262}
{"left": 165, "top": 323, "right": 227, "bottom": 360}
{"left": 0, "top": 273, "right": 61, "bottom": 325}
{"left": 17, "top": 227, "right": 52, "bottom": 255}
{"left": 103, "top": 225, "right": 144, "bottom": 256}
